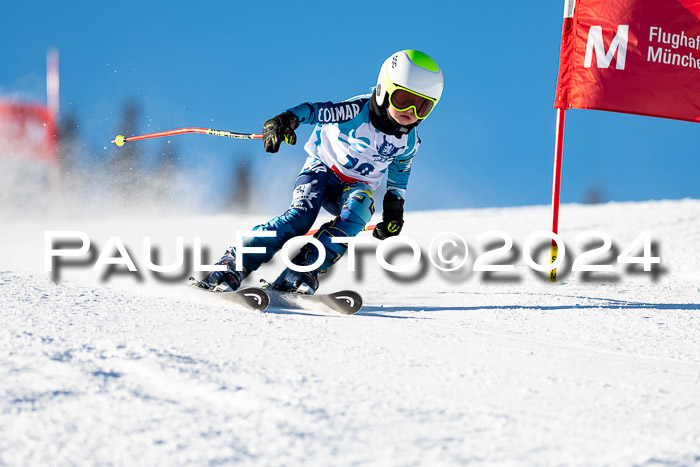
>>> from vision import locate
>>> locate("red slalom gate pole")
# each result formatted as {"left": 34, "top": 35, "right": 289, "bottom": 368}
{"left": 111, "top": 127, "right": 262, "bottom": 147}
{"left": 549, "top": 108, "right": 566, "bottom": 282}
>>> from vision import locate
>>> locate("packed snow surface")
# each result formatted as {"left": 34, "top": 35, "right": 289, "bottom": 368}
{"left": 1, "top": 200, "right": 699, "bottom": 465}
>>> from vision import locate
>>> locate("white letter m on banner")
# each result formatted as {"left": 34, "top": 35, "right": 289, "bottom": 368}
{"left": 584, "top": 25, "right": 629, "bottom": 70}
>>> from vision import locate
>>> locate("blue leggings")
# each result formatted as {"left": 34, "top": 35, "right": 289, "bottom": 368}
{"left": 239, "top": 157, "right": 375, "bottom": 273}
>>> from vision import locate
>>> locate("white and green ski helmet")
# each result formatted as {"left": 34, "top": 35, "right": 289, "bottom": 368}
{"left": 375, "top": 50, "right": 444, "bottom": 113}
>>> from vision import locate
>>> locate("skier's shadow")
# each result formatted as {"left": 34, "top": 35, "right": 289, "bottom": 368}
{"left": 359, "top": 300, "right": 700, "bottom": 315}
{"left": 263, "top": 299, "right": 699, "bottom": 318}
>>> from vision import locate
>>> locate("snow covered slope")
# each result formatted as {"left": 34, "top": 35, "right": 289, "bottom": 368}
{"left": 1, "top": 200, "right": 699, "bottom": 465}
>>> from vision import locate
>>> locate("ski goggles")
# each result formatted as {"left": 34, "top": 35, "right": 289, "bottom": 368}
{"left": 387, "top": 86, "right": 438, "bottom": 119}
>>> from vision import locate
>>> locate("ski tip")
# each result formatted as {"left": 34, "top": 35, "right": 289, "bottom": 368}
{"left": 239, "top": 287, "right": 271, "bottom": 312}
{"left": 328, "top": 290, "right": 363, "bottom": 315}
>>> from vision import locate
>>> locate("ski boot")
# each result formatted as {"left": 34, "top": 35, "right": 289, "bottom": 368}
{"left": 192, "top": 249, "right": 246, "bottom": 292}
{"left": 271, "top": 267, "right": 319, "bottom": 295}
{"left": 270, "top": 243, "right": 323, "bottom": 294}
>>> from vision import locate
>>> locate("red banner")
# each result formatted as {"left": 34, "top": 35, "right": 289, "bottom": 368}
{"left": 554, "top": 0, "right": 700, "bottom": 123}
{"left": 0, "top": 102, "right": 58, "bottom": 162}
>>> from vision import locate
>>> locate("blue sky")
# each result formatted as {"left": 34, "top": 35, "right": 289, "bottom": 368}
{"left": 2, "top": 1, "right": 699, "bottom": 212}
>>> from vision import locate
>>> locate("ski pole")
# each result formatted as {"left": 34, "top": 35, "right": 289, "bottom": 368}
{"left": 305, "top": 224, "right": 377, "bottom": 236}
{"left": 111, "top": 127, "right": 262, "bottom": 147}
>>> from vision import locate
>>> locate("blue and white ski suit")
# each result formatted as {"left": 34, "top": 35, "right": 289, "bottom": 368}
{"left": 241, "top": 93, "right": 420, "bottom": 274}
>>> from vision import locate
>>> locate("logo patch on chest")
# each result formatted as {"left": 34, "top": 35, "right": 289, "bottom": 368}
{"left": 374, "top": 136, "right": 404, "bottom": 163}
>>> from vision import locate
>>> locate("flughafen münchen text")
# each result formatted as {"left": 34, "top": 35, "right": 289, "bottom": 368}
{"left": 648, "top": 26, "right": 700, "bottom": 69}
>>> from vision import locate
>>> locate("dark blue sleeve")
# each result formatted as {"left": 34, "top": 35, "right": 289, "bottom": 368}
{"left": 286, "top": 97, "right": 369, "bottom": 125}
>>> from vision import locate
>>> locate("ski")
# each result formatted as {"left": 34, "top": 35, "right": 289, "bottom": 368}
{"left": 265, "top": 288, "right": 363, "bottom": 315}
{"left": 187, "top": 285, "right": 270, "bottom": 312}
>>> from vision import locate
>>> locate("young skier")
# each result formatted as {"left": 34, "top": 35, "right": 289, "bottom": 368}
{"left": 196, "top": 49, "right": 444, "bottom": 294}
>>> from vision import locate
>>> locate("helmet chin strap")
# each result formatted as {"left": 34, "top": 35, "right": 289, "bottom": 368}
{"left": 369, "top": 90, "right": 420, "bottom": 136}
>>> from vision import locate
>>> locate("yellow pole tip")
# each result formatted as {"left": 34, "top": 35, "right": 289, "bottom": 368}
{"left": 114, "top": 135, "right": 125, "bottom": 147}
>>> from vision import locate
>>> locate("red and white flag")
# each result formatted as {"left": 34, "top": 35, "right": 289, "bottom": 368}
{"left": 554, "top": 0, "right": 700, "bottom": 123}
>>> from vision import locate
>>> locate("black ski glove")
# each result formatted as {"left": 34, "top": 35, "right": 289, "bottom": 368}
{"left": 373, "top": 192, "right": 405, "bottom": 240}
{"left": 262, "top": 111, "right": 299, "bottom": 153}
